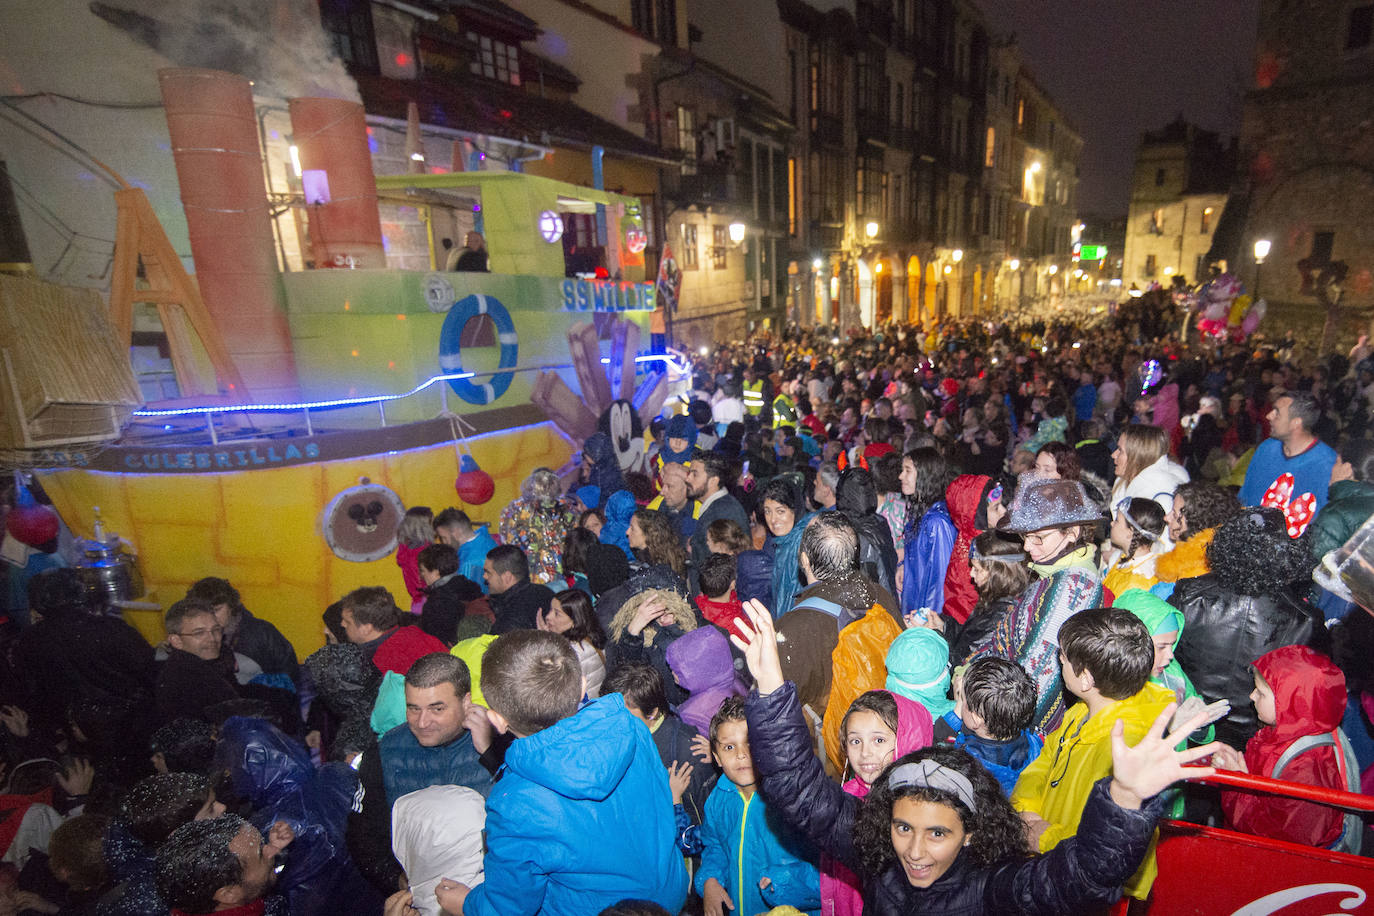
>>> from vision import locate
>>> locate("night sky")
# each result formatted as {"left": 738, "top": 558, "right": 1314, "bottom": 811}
{"left": 977, "top": 0, "right": 1260, "bottom": 217}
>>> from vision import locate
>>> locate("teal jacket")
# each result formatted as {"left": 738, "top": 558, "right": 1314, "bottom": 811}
{"left": 458, "top": 525, "right": 498, "bottom": 593}
{"left": 695, "top": 776, "right": 821, "bottom": 915}
{"left": 1310, "top": 479, "right": 1374, "bottom": 561}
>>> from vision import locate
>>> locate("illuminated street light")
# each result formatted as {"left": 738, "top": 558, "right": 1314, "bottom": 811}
{"left": 865, "top": 221, "right": 880, "bottom": 239}
{"left": 1028, "top": 161, "right": 1042, "bottom": 173}
{"left": 875, "top": 261, "right": 883, "bottom": 273}
{"left": 812, "top": 258, "right": 823, "bottom": 269}
{"left": 951, "top": 249, "right": 963, "bottom": 263}
{"left": 1009, "top": 258, "right": 1020, "bottom": 270}
{"left": 943, "top": 264, "right": 952, "bottom": 274}
{"left": 1254, "top": 238, "right": 1272, "bottom": 300}
{"left": 728, "top": 222, "right": 747, "bottom": 244}
{"left": 1047, "top": 264, "right": 1059, "bottom": 275}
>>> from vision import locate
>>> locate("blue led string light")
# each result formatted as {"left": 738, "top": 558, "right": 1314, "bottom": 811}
{"left": 131, "top": 353, "right": 690, "bottom": 419}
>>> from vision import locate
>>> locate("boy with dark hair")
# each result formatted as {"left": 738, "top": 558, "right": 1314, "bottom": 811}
{"left": 1012, "top": 608, "right": 1175, "bottom": 899}
{"left": 603, "top": 662, "right": 715, "bottom": 828}
{"left": 442, "top": 631, "right": 688, "bottom": 916}
{"left": 696, "top": 697, "right": 820, "bottom": 916}
{"left": 947, "top": 656, "right": 1043, "bottom": 794}
{"left": 416, "top": 543, "right": 482, "bottom": 645}
{"left": 694, "top": 554, "right": 746, "bottom": 639}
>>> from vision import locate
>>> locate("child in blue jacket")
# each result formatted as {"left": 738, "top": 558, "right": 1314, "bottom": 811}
{"left": 695, "top": 696, "right": 820, "bottom": 916}
{"left": 944, "top": 656, "right": 1043, "bottom": 795}
{"left": 440, "top": 630, "right": 688, "bottom": 916}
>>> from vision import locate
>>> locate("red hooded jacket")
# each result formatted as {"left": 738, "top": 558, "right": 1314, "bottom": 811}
{"left": 1221, "top": 645, "right": 1349, "bottom": 848}
{"left": 942, "top": 474, "right": 992, "bottom": 624}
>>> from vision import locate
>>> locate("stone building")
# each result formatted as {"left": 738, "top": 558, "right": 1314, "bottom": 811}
{"left": 1122, "top": 118, "right": 1235, "bottom": 291}
{"left": 1216, "top": 0, "right": 1374, "bottom": 311}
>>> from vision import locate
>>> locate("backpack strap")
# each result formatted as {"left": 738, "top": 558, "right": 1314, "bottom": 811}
{"left": 1272, "top": 729, "right": 1364, "bottom": 856}
{"left": 792, "top": 596, "right": 847, "bottom": 620}
{"left": 1271, "top": 732, "right": 1333, "bottom": 780}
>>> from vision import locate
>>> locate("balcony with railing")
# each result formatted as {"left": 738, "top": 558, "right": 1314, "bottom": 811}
{"left": 664, "top": 161, "right": 738, "bottom": 205}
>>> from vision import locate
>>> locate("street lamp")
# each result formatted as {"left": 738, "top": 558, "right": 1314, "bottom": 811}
{"left": 728, "top": 222, "right": 747, "bottom": 244}
{"left": 1254, "top": 238, "right": 1272, "bottom": 301}
{"left": 865, "top": 221, "right": 880, "bottom": 239}
{"left": 951, "top": 248, "right": 963, "bottom": 263}
{"left": 1009, "top": 258, "right": 1020, "bottom": 270}
{"left": 812, "top": 258, "right": 823, "bottom": 270}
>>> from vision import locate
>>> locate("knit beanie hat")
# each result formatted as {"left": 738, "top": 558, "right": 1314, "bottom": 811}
{"left": 884, "top": 627, "right": 954, "bottom": 717}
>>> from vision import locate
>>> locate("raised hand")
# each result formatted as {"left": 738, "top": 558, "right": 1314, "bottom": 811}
{"left": 265, "top": 820, "right": 295, "bottom": 854}
{"left": 728, "top": 599, "right": 784, "bottom": 695}
{"left": 666, "top": 760, "right": 693, "bottom": 805}
{"left": 464, "top": 702, "right": 494, "bottom": 755}
{"left": 628, "top": 595, "right": 666, "bottom": 637}
{"left": 1108, "top": 703, "right": 1220, "bottom": 810}
{"left": 0, "top": 706, "right": 29, "bottom": 738}
{"left": 57, "top": 758, "right": 94, "bottom": 797}
{"left": 690, "top": 732, "right": 713, "bottom": 764}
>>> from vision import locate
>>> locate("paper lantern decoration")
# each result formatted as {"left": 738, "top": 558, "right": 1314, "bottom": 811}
{"left": 455, "top": 454, "right": 495, "bottom": 505}
{"left": 538, "top": 210, "right": 564, "bottom": 244}
{"left": 6, "top": 501, "right": 60, "bottom": 548}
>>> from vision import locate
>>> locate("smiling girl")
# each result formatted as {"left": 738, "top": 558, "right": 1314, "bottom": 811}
{"left": 731, "top": 599, "right": 1221, "bottom": 915}
{"left": 826, "top": 691, "right": 934, "bottom": 915}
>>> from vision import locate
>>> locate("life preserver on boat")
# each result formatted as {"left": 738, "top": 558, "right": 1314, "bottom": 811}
{"left": 438, "top": 293, "right": 518, "bottom": 405}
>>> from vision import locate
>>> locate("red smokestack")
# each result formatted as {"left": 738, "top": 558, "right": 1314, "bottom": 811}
{"left": 158, "top": 68, "right": 299, "bottom": 402}
{"left": 288, "top": 98, "right": 387, "bottom": 268}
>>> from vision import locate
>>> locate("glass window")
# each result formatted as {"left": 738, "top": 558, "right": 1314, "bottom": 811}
{"left": 681, "top": 223, "right": 698, "bottom": 269}
{"left": 712, "top": 225, "right": 728, "bottom": 270}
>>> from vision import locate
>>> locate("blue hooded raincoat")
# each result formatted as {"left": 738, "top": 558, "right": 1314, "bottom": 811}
{"left": 463, "top": 694, "right": 688, "bottom": 916}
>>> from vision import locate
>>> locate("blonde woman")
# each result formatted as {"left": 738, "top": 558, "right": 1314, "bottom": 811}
{"left": 396, "top": 506, "right": 434, "bottom": 613}
{"left": 1110, "top": 424, "right": 1189, "bottom": 518}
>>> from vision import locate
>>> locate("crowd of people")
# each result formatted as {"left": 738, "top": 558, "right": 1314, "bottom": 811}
{"left": 0, "top": 308, "right": 1372, "bottom": 915}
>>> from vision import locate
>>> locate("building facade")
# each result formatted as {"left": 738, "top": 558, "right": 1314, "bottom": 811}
{"left": 1221, "top": 0, "right": 1374, "bottom": 312}
{"left": 692, "top": 0, "right": 1082, "bottom": 332}
{"left": 1122, "top": 118, "right": 1235, "bottom": 292}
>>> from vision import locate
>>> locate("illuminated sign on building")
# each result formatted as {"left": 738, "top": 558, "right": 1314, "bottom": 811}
{"left": 560, "top": 278, "right": 657, "bottom": 312}
{"left": 1079, "top": 245, "right": 1107, "bottom": 261}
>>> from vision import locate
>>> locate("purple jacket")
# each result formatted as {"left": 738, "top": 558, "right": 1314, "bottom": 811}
{"left": 665, "top": 626, "right": 746, "bottom": 734}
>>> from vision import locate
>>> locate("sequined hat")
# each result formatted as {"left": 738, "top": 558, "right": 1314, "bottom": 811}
{"left": 999, "top": 473, "right": 1104, "bottom": 534}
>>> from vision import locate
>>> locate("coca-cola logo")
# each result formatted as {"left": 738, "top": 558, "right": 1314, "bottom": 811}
{"left": 1230, "top": 883, "right": 1367, "bottom": 916}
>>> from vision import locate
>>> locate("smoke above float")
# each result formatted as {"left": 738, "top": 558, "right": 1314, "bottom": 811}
{"left": 90, "top": 0, "right": 360, "bottom": 101}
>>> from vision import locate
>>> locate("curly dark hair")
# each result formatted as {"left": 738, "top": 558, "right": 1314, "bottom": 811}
{"left": 1207, "top": 506, "right": 1314, "bottom": 595}
{"left": 1173, "top": 481, "right": 1240, "bottom": 539}
{"left": 854, "top": 746, "right": 1029, "bottom": 880}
